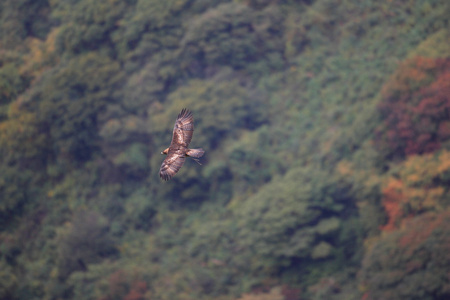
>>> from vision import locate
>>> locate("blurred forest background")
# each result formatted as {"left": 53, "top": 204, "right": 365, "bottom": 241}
{"left": 0, "top": 0, "right": 449, "bottom": 299}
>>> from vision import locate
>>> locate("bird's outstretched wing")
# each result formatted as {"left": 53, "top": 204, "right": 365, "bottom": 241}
{"left": 159, "top": 152, "right": 186, "bottom": 181}
{"left": 171, "top": 108, "right": 194, "bottom": 147}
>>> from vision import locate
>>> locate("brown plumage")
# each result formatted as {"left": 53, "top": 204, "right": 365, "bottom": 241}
{"left": 159, "top": 109, "right": 205, "bottom": 181}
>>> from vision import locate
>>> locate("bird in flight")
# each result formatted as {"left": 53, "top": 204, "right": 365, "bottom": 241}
{"left": 159, "top": 109, "right": 205, "bottom": 181}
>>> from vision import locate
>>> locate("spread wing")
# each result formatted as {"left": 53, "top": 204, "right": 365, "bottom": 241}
{"left": 159, "top": 151, "right": 186, "bottom": 181}
{"left": 171, "top": 108, "right": 194, "bottom": 147}
{"left": 159, "top": 109, "right": 194, "bottom": 180}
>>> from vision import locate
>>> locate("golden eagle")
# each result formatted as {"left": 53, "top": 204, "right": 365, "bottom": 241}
{"left": 159, "top": 109, "right": 205, "bottom": 181}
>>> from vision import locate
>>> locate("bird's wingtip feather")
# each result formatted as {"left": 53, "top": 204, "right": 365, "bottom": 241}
{"left": 178, "top": 108, "right": 192, "bottom": 120}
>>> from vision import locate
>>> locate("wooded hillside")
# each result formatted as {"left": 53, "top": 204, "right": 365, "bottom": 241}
{"left": 1, "top": 0, "right": 449, "bottom": 299}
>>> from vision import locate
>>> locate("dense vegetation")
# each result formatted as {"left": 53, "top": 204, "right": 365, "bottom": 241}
{"left": 0, "top": 0, "right": 449, "bottom": 299}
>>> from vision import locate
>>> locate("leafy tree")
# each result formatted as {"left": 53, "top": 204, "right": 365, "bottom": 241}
{"left": 230, "top": 166, "right": 358, "bottom": 280}
{"left": 113, "top": 0, "right": 190, "bottom": 63}
{"left": 0, "top": 0, "right": 51, "bottom": 48}
{"left": 0, "top": 64, "right": 26, "bottom": 109}
{"left": 0, "top": 259, "right": 17, "bottom": 299}
{"left": 375, "top": 56, "right": 450, "bottom": 158}
{"left": 19, "top": 28, "right": 60, "bottom": 82}
{"left": 335, "top": 149, "right": 386, "bottom": 238}
{"left": 52, "top": 0, "right": 128, "bottom": 55}
{"left": 380, "top": 149, "right": 450, "bottom": 231}
{"left": 0, "top": 104, "right": 49, "bottom": 223}
{"left": 181, "top": 2, "right": 285, "bottom": 75}
{"left": 360, "top": 211, "right": 450, "bottom": 300}
{"left": 24, "top": 52, "right": 124, "bottom": 163}
{"left": 56, "top": 210, "right": 116, "bottom": 280}
{"left": 182, "top": 164, "right": 361, "bottom": 295}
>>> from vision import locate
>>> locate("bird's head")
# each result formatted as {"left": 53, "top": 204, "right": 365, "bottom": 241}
{"left": 161, "top": 148, "right": 169, "bottom": 155}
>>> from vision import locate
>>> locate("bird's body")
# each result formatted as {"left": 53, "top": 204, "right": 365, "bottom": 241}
{"left": 159, "top": 109, "right": 204, "bottom": 181}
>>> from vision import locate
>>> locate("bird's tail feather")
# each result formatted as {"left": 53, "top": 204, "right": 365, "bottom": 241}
{"left": 187, "top": 148, "right": 205, "bottom": 158}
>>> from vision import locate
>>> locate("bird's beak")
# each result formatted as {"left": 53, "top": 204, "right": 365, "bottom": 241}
{"left": 160, "top": 152, "right": 163, "bottom": 155}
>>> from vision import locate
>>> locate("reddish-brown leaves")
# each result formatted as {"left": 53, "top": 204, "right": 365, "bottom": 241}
{"left": 124, "top": 281, "right": 148, "bottom": 300}
{"left": 380, "top": 149, "right": 450, "bottom": 231}
{"left": 380, "top": 178, "right": 406, "bottom": 232}
{"left": 102, "top": 270, "right": 149, "bottom": 300}
{"left": 375, "top": 57, "right": 450, "bottom": 158}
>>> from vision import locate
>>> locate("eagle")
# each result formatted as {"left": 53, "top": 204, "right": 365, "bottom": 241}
{"left": 159, "top": 108, "right": 205, "bottom": 181}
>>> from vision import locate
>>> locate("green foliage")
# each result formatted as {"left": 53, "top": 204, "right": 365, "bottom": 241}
{"left": 56, "top": 210, "right": 116, "bottom": 280}
{"left": 112, "top": 143, "right": 149, "bottom": 179}
{"left": 0, "top": 259, "right": 17, "bottom": 299}
{"left": 232, "top": 166, "right": 356, "bottom": 272}
{"left": 52, "top": 0, "right": 128, "bottom": 54}
{"left": 122, "top": 188, "right": 157, "bottom": 231}
{"left": 0, "top": 0, "right": 51, "bottom": 47}
{"left": 0, "top": 106, "right": 49, "bottom": 223}
{"left": 408, "top": 29, "right": 450, "bottom": 58}
{"left": 360, "top": 212, "right": 450, "bottom": 300}
{"left": 0, "top": 166, "right": 33, "bottom": 226}
{"left": 113, "top": 0, "right": 188, "bottom": 59}
{"left": 225, "top": 128, "right": 284, "bottom": 188}
{"left": 0, "top": 63, "right": 26, "bottom": 108}
{"left": 26, "top": 52, "right": 124, "bottom": 162}
{"left": 181, "top": 2, "right": 285, "bottom": 75}
{"left": 311, "top": 241, "right": 333, "bottom": 259}
{"left": 67, "top": 264, "right": 151, "bottom": 300}
{"left": 0, "top": 108, "right": 49, "bottom": 166}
